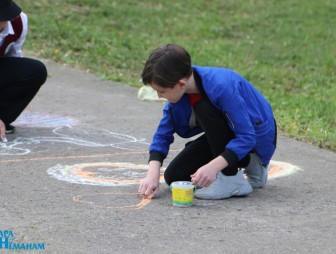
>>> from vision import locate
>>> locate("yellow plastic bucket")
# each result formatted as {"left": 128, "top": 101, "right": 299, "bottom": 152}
{"left": 170, "top": 181, "right": 195, "bottom": 207}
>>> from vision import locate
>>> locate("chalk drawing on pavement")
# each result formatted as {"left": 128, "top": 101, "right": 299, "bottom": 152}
{"left": 13, "top": 111, "right": 79, "bottom": 128}
{"left": 70, "top": 160, "right": 301, "bottom": 210}
{"left": 73, "top": 192, "right": 153, "bottom": 210}
{"left": 0, "top": 125, "right": 150, "bottom": 156}
{"left": 267, "top": 160, "right": 303, "bottom": 179}
{"left": 71, "top": 161, "right": 301, "bottom": 210}
{"left": 47, "top": 162, "right": 165, "bottom": 186}
{"left": 48, "top": 160, "right": 301, "bottom": 187}
{"left": 49, "top": 161, "right": 160, "bottom": 210}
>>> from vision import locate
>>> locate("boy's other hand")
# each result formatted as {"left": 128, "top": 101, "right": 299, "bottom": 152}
{"left": 0, "top": 119, "right": 7, "bottom": 142}
{"left": 191, "top": 156, "right": 228, "bottom": 187}
{"left": 191, "top": 165, "right": 217, "bottom": 187}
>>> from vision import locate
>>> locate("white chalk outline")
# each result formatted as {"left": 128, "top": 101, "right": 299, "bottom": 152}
{"left": 0, "top": 125, "right": 150, "bottom": 155}
{"left": 47, "top": 160, "right": 302, "bottom": 187}
{"left": 47, "top": 162, "right": 161, "bottom": 186}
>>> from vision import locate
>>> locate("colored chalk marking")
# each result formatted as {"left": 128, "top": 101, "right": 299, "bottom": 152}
{"left": 1, "top": 113, "right": 303, "bottom": 211}
{"left": 267, "top": 160, "right": 302, "bottom": 179}
{"left": 48, "top": 160, "right": 301, "bottom": 187}
{"left": 48, "top": 162, "right": 165, "bottom": 186}
{"left": 13, "top": 111, "right": 79, "bottom": 128}
{"left": 0, "top": 125, "right": 150, "bottom": 156}
{"left": 73, "top": 192, "right": 152, "bottom": 209}
{"left": 50, "top": 160, "right": 301, "bottom": 210}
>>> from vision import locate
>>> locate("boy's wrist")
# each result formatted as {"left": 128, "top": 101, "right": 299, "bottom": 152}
{"left": 208, "top": 156, "right": 229, "bottom": 174}
{"left": 148, "top": 160, "right": 161, "bottom": 178}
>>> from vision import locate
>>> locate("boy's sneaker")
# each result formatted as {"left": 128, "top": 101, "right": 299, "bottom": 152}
{"left": 244, "top": 153, "right": 268, "bottom": 188}
{"left": 5, "top": 125, "right": 16, "bottom": 134}
{"left": 194, "top": 170, "right": 253, "bottom": 200}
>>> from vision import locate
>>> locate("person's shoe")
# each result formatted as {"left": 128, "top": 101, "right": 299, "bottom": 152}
{"left": 194, "top": 170, "right": 253, "bottom": 200}
{"left": 244, "top": 153, "right": 268, "bottom": 188}
{"left": 5, "top": 124, "right": 16, "bottom": 134}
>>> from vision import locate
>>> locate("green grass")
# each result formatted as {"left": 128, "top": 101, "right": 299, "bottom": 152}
{"left": 18, "top": 0, "right": 336, "bottom": 151}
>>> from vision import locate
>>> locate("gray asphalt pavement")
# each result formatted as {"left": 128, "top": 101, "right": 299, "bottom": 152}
{"left": 0, "top": 59, "right": 335, "bottom": 254}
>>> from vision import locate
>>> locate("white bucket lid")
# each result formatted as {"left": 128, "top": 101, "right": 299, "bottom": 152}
{"left": 171, "top": 181, "right": 194, "bottom": 189}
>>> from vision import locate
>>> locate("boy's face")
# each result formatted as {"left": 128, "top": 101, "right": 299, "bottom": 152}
{"left": 151, "top": 81, "right": 186, "bottom": 103}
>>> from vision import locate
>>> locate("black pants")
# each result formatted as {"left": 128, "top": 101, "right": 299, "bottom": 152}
{"left": 0, "top": 57, "right": 47, "bottom": 126}
{"left": 164, "top": 98, "right": 250, "bottom": 185}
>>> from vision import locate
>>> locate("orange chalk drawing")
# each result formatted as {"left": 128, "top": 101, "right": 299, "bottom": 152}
{"left": 66, "top": 160, "right": 301, "bottom": 210}
{"left": 0, "top": 121, "right": 303, "bottom": 211}
{"left": 47, "top": 162, "right": 165, "bottom": 186}
{"left": 48, "top": 160, "right": 301, "bottom": 188}
{"left": 73, "top": 192, "right": 153, "bottom": 209}
{"left": 72, "top": 162, "right": 164, "bottom": 184}
{"left": 267, "top": 160, "right": 301, "bottom": 178}
{"left": 269, "top": 165, "right": 282, "bottom": 175}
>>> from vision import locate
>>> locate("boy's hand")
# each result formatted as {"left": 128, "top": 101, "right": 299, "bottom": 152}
{"left": 0, "top": 119, "right": 7, "bottom": 142}
{"left": 138, "top": 160, "right": 161, "bottom": 197}
{"left": 191, "top": 156, "right": 229, "bottom": 187}
{"left": 138, "top": 176, "right": 159, "bottom": 197}
{"left": 191, "top": 165, "right": 217, "bottom": 187}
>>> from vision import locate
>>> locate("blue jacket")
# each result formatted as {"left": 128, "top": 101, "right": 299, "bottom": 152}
{"left": 149, "top": 66, "right": 276, "bottom": 166}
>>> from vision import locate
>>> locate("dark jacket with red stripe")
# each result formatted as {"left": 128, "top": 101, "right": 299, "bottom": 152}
{"left": 0, "top": 15, "right": 23, "bottom": 57}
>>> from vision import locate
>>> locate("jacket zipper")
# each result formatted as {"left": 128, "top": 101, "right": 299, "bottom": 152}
{"left": 226, "top": 113, "right": 235, "bottom": 129}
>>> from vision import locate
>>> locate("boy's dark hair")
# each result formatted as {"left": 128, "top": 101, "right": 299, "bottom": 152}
{"left": 141, "top": 44, "right": 193, "bottom": 88}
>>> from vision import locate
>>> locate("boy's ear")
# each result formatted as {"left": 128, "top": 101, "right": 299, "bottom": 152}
{"left": 178, "top": 79, "right": 187, "bottom": 89}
